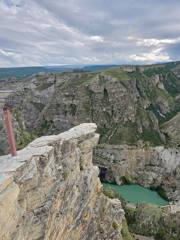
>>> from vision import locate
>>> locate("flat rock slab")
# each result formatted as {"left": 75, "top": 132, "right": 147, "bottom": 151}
{"left": 133, "top": 234, "right": 155, "bottom": 240}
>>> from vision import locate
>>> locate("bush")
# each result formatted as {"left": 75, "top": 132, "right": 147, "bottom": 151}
{"left": 121, "top": 220, "right": 134, "bottom": 240}
{"left": 103, "top": 186, "right": 118, "bottom": 199}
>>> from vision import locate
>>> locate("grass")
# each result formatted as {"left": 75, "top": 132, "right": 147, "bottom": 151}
{"left": 103, "top": 68, "right": 130, "bottom": 80}
{"left": 103, "top": 186, "right": 120, "bottom": 199}
{"left": 36, "top": 82, "right": 54, "bottom": 91}
{"left": 140, "top": 129, "right": 163, "bottom": 146}
{"left": 18, "top": 130, "right": 36, "bottom": 149}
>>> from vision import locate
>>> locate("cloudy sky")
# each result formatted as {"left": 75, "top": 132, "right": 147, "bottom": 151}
{"left": 0, "top": 0, "right": 180, "bottom": 67}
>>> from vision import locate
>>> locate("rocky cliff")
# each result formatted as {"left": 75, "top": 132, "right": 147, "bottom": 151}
{"left": 1, "top": 62, "right": 180, "bottom": 155}
{"left": 1, "top": 62, "right": 180, "bottom": 240}
{"left": 0, "top": 63, "right": 180, "bottom": 199}
{"left": 94, "top": 144, "right": 180, "bottom": 203}
{"left": 0, "top": 123, "right": 124, "bottom": 240}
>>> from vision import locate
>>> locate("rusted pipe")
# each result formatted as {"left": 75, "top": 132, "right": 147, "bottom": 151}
{"left": 3, "top": 106, "right": 17, "bottom": 157}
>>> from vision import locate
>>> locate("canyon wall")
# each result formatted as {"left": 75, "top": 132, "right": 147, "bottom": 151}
{"left": 0, "top": 123, "right": 124, "bottom": 240}
{"left": 94, "top": 144, "right": 180, "bottom": 203}
{"left": 2, "top": 63, "right": 179, "bottom": 157}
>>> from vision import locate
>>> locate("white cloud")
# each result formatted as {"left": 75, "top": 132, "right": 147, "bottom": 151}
{"left": 89, "top": 36, "right": 104, "bottom": 43}
{"left": 0, "top": 49, "right": 17, "bottom": 57}
{"left": 128, "top": 36, "right": 179, "bottom": 63}
{"left": 136, "top": 38, "right": 180, "bottom": 47}
{"left": 130, "top": 52, "right": 170, "bottom": 63}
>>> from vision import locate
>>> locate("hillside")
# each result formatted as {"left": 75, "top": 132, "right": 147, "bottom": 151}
{"left": 1, "top": 62, "right": 179, "bottom": 154}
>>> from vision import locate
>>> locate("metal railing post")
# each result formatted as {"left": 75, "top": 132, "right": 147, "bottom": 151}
{"left": 3, "top": 106, "right": 17, "bottom": 157}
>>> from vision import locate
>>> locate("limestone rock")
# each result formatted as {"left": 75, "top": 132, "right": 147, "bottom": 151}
{"left": 0, "top": 124, "right": 124, "bottom": 240}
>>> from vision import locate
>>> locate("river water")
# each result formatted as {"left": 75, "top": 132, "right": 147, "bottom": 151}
{"left": 103, "top": 183, "right": 169, "bottom": 206}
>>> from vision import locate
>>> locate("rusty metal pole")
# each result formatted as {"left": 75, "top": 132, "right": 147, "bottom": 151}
{"left": 3, "top": 106, "right": 17, "bottom": 157}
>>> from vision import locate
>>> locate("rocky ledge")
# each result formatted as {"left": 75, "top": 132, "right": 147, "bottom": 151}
{"left": 0, "top": 123, "right": 124, "bottom": 240}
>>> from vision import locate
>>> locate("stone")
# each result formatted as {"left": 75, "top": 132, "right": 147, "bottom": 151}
{"left": 0, "top": 124, "right": 124, "bottom": 240}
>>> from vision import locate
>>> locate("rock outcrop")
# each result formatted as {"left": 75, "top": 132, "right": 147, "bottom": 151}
{"left": 161, "top": 112, "right": 180, "bottom": 145}
{"left": 0, "top": 123, "right": 124, "bottom": 240}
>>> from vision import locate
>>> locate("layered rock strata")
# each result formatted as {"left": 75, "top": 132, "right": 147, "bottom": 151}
{"left": 0, "top": 123, "right": 124, "bottom": 240}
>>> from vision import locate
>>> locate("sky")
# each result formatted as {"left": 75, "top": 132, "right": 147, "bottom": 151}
{"left": 0, "top": 0, "right": 180, "bottom": 67}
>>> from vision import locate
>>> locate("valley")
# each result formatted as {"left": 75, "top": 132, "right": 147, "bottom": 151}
{"left": 0, "top": 62, "right": 180, "bottom": 239}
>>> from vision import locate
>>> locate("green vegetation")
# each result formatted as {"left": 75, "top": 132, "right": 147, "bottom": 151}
{"left": 18, "top": 130, "right": 37, "bottom": 149}
{"left": 150, "top": 186, "right": 169, "bottom": 201}
{"left": 99, "top": 119, "right": 164, "bottom": 146}
{"left": 129, "top": 204, "right": 163, "bottom": 236}
{"left": 125, "top": 204, "right": 180, "bottom": 240}
{"left": 103, "top": 185, "right": 134, "bottom": 240}
{"left": 12, "top": 108, "right": 53, "bottom": 150}
{"left": 124, "top": 206, "right": 136, "bottom": 225}
{"left": 121, "top": 220, "right": 134, "bottom": 240}
{"left": 112, "top": 221, "right": 119, "bottom": 230}
{"left": 63, "top": 169, "right": 70, "bottom": 180}
{"left": 103, "top": 185, "right": 121, "bottom": 199}
{"left": 155, "top": 212, "right": 180, "bottom": 240}
{"left": 121, "top": 176, "right": 133, "bottom": 185}
{"left": 100, "top": 122, "right": 139, "bottom": 145}
{"left": 13, "top": 108, "right": 37, "bottom": 149}
{"left": 140, "top": 129, "right": 163, "bottom": 146}
{"left": 36, "top": 119, "right": 54, "bottom": 136}
{"left": 103, "top": 67, "right": 130, "bottom": 80}
{"left": 62, "top": 72, "right": 96, "bottom": 88}
{"left": 35, "top": 82, "right": 54, "bottom": 91}
{"left": 143, "top": 66, "right": 168, "bottom": 77}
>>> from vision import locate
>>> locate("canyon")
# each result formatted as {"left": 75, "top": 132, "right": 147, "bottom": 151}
{"left": 0, "top": 62, "right": 180, "bottom": 239}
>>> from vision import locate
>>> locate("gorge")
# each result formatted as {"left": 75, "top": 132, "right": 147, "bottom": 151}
{"left": 0, "top": 62, "right": 180, "bottom": 239}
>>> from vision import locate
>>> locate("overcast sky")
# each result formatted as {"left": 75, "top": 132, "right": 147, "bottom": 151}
{"left": 0, "top": 0, "right": 180, "bottom": 67}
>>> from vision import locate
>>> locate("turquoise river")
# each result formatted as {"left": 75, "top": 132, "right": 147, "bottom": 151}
{"left": 103, "top": 183, "right": 169, "bottom": 206}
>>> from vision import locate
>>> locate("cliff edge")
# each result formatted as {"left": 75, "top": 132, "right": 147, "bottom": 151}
{"left": 0, "top": 123, "right": 124, "bottom": 240}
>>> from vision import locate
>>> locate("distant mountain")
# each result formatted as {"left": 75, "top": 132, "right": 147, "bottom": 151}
{"left": 0, "top": 66, "right": 46, "bottom": 79}
{"left": 0, "top": 65, "right": 117, "bottom": 79}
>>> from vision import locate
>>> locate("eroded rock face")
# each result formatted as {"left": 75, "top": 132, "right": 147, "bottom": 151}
{"left": 94, "top": 144, "right": 180, "bottom": 202}
{"left": 0, "top": 64, "right": 180, "bottom": 156}
{"left": 161, "top": 112, "right": 180, "bottom": 145}
{"left": 2, "top": 63, "right": 180, "bottom": 155}
{"left": 0, "top": 123, "right": 124, "bottom": 240}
